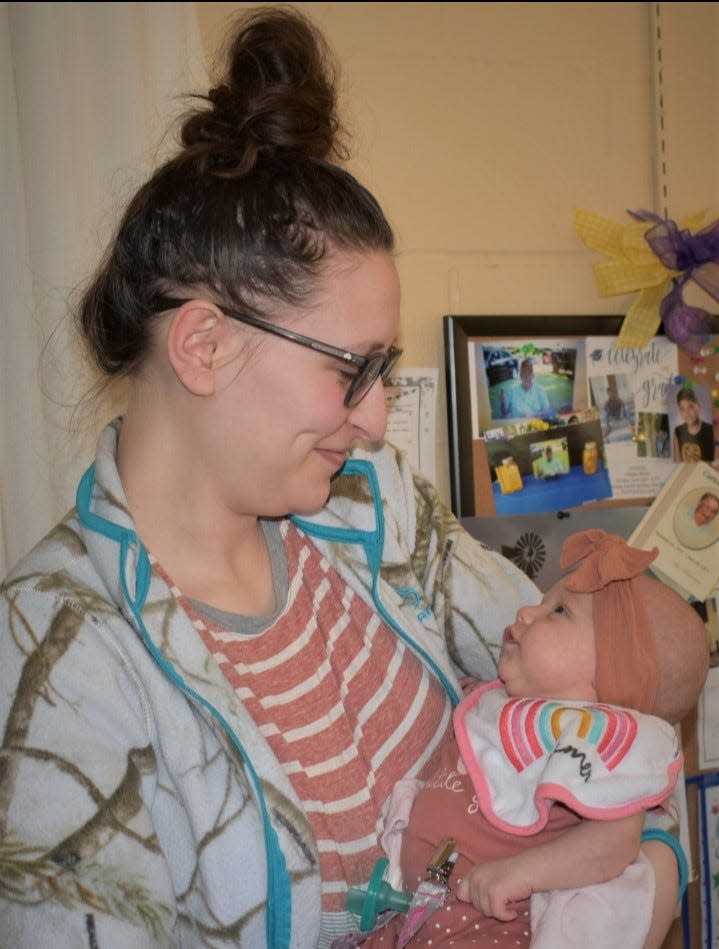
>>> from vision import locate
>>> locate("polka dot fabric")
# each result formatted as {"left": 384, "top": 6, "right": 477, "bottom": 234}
{"left": 361, "top": 733, "right": 579, "bottom": 947}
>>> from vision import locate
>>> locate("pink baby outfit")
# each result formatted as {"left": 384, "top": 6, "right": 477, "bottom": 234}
{"left": 380, "top": 680, "right": 679, "bottom": 947}
{"left": 385, "top": 728, "right": 579, "bottom": 947}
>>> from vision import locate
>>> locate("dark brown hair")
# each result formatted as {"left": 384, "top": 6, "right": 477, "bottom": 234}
{"left": 676, "top": 386, "right": 699, "bottom": 405}
{"left": 78, "top": 6, "right": 394, "bottom": 376}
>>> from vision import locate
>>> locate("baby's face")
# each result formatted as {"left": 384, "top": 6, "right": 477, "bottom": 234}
{"left": 499, "top": 578, "right": 596, "bottom": 701}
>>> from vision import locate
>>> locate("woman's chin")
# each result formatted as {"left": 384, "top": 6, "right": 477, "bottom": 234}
{"left": 289, "top": 485, "right": 334, "bottom": 516}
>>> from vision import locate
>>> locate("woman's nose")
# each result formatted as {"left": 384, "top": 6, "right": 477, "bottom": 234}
{"left": 347, "top": 377, "right": 388, "bottom": 441}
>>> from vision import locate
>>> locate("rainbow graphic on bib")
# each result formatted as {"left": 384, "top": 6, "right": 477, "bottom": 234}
{"left": 499, "top": 697, "right": 638, "bottom": 773}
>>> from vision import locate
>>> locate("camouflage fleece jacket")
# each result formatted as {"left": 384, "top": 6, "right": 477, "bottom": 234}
{"left": 0, "top": 419, "right": 544, "bottom": 948}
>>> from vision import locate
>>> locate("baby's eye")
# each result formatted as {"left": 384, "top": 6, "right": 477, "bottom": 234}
{"left": 553, "top": 604, "right": 566, "bottom": 615}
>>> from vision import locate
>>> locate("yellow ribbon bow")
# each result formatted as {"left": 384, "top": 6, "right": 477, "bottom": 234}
{"left": 573, "top": 207, "right": 706, "bottom": 349}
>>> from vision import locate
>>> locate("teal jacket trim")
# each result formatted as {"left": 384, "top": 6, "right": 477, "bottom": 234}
{"left": 76, "top": 464, "right": 292, "bottom": 949}
{"left": 291, "top": 459, "right": 461, "bottom": 707}
{"left": 641, "top": 827, "right": 689, "bottom": 898}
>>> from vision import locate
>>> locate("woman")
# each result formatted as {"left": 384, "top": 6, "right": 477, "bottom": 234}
{"left": 0, "top": 7, "right": 682, "bottom": 947}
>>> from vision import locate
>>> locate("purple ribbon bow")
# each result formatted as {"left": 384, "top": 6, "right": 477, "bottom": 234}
{"left": 629, "top": 209, "right": 718, "bottom": 351}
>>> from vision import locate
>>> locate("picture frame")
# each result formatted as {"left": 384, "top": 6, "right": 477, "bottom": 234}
{"left": 443, "top": 314, "right": 718, "bottom": 519}
{"left": 444, "top": 314, "right": 626, "bottom": 517}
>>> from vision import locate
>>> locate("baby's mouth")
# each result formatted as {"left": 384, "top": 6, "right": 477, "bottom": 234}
{"left": 502, "top": 626, "right": 517, "bottom": 645}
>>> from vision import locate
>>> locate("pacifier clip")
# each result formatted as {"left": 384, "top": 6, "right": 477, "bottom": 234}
{"left": 396, "top": 838, "right": 458, "bottom": 947}
{"left": 336, "top": 838, "right": 458, "bottom": 948}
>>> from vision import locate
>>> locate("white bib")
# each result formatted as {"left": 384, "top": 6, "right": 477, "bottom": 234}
{"left": 453, "top": 679, "right": 681, "bottom": 835}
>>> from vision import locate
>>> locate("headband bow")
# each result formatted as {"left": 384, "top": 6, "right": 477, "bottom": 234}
{"left": 561, "top": 529, "right": 659, "bottom": 713}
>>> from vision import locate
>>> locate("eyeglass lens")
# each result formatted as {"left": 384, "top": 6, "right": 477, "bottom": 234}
{"left": 346, "top": 348, "right": 401, "bottom": 407}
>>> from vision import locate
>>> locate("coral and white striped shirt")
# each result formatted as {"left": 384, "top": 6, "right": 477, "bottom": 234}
{"left": 190, "top": 522, "right": 452, "bottom": 912}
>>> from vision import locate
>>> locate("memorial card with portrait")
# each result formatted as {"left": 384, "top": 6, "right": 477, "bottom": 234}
{"left": 629, "top": 461, "right": 719, "bottom": 602}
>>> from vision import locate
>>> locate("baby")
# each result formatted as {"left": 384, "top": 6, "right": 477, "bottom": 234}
{"left": 360, "top": 529, "right": 709, "bottom": 948}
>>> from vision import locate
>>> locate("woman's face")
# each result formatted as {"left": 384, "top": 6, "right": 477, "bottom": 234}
{"left": 209, "top": 250, "right": 401, "bottom": 517}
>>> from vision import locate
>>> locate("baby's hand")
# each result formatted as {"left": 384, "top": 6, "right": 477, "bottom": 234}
{"left": 458, "top": 676, "right": 481, "bottom": 696}
{"left": 455, "top": 857, "right": 533, "bottom": 922}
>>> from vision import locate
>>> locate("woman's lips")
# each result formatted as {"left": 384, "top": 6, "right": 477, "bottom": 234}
{"left": 315, "top": 448, "right": 348, "bottom": 469}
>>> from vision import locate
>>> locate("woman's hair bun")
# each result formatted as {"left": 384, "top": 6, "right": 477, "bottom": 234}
{"left": 180, "top": 7, "right": 346, "bottom": 175}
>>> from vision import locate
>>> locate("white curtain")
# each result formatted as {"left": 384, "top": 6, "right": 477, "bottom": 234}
{"left": 0, "top": 1, "right": 209, "bottom": 574}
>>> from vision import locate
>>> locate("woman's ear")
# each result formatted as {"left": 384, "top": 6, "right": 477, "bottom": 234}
{"left": 166, "top": 300, "right": 232, "bottom": 395}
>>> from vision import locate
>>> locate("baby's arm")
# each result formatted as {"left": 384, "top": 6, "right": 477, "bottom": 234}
{"left": 455, "top": 811, "right": 643, "bottom": 921}
{"left": 640, "top": 836, "right": 679, "bottom": 949}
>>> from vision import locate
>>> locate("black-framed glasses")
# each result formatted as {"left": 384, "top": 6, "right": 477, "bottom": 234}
{"left": 152, "top": 296, "right": 403, "bottom": 408}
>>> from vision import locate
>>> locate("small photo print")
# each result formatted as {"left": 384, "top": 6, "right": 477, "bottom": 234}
{"left": 470, "top": 338, "right": 582, "bottom": 435}
{"left": 529, "top": 438, "right": 570, "bottom": 480}
{"left": 692, "top": 593, "right": 719, "bottom": 664}
{"left": 636, "top": 412, "right": 671, "bottom": 459}
{"left": 483, "top": 414, "right": 612, "bottom": 516}
{"left": 589, "top": 373, "right": 635, "bottom": 444}
{"left": 667, "top": 381, "right": 716, "bottom": 464}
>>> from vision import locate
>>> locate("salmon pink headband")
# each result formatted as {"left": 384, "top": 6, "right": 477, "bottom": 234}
{"left": 560, "top": 529, "right": 659, "bottom": 713}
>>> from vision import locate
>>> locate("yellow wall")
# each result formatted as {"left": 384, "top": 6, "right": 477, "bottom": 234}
{"left": 195, "top": 2, "right": 719, "bottom": 505}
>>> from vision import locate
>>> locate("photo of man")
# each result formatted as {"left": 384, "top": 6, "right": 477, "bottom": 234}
{"left": 471, "top": 338, "right": 580, "bottom": 435}
{"left": 499, "top": 357, "right": 553, "bottom": 419}
{"left": 537, "top": 444, "right": 564, "bottom": 479}
{"left": 484, "top": 419, "right": 612, "bottom": 516}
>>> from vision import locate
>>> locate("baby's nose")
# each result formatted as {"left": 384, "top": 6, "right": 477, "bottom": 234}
{"left": 514, "top": 603, "right": 537, "bottom": 625}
